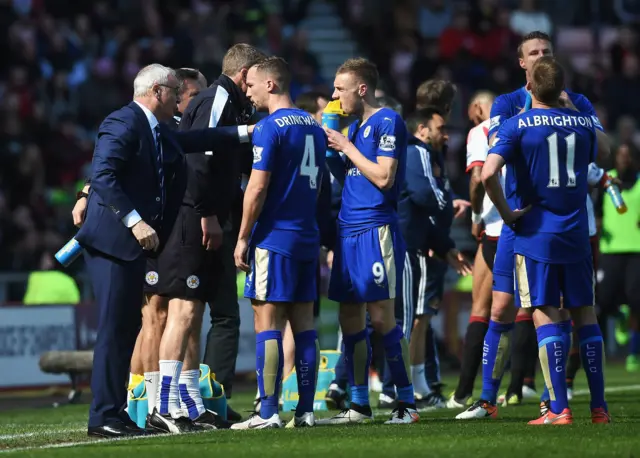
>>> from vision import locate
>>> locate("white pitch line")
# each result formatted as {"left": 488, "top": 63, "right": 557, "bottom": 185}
{"left": 572, "top": 384, "right": 640, "bottom": 397}
{"left": 0, "top": 429, "right": 84, "bottom": 441}
{"left": 0, "top": 433, "right": 158, "bottom": 454}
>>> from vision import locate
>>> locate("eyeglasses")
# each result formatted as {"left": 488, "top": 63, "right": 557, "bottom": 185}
{"left": 158, "top": 84, "right": 180, "bottom": 96}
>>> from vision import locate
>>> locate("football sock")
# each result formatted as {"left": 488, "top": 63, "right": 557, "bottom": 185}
{"left": 159, "top": 361, "right": 183, "bottom": 416}
{"left": 343, "top": 328, "right": 372, "bottom": 406}
{"left": 480, "top": 320, "right": 513, "bottom": 404}
{"left": 577, "top": 324, "right": 607, "bottom": 410}
{"left": 507, "top": 315, "right": 535, "bottom": 397}
{"left": 256, "top": 330, "right": 284, "bottom": 419}
{"left": 537, "top": 323, "right": 568, "bottom": 415}
{"left": 411, "top": 364, "right": 430, "bottom": 396}
{"left": 179, "top": 369, "right": 206, "bottom": 420}
{"left": 381, "top": 360, "right": 396, "bottom": 399}
{"left": 143, "top": 371, "right": 159, "bottom": 415}
{"left": 294, "top": 330, "right": 320, "bottom": 415}
{"left": 333, "top": 349, "right": 349, "bottom": 390}
{"left": 454, "top": 316, "right": 489, "bottom": 400}
{"left": 566, "top": 328, "right": 581, "bottom": 385}
{"left": 383, "top": 325, "right": 414, "bottom": 404}
{"left": 424, "top": 323, "right": 441, "bottom": 387}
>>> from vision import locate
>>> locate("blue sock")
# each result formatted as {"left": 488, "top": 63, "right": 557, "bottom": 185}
{"left": 577, "top": 324, "right": 607, "bottom": 411}
{"left": 480, "top": 320, "right": 513, "bottom": 404}
{"left": 333, "top": 348, "right": 349, "bottom": 390}
{"left": 424, "top": 323, "right": 441, "bottom": 387}
{"left": 381, "top": 359, "right": 396, "bottom": 399}
{"left": 540, "top": 320, "right": 573, "bottom": 403}
{"left": 630, "top": 331, "right": 640, "bottom": 356}
{"left": 383, "top": 326, "right": 414, "bottom": 404}
{"left": 537, "top": 323, "right": 568, "bottom": 415}
{"left": 294, "top": 330, "right": 319, "bottom": 415}
{"left": 343, "top": 329, "right": 371, "bottom": 406}
{"left": 256, "top": 330, "right": 284, "bottom": 419}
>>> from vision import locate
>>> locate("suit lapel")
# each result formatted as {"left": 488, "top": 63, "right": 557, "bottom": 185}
{"left": 129, "top": 102, "right": 160, "bottom": 184}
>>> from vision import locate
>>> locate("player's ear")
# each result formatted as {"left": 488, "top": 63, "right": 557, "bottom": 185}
{"left": 358, "top": 83, "right": 366, "bottom": 97}
{"left": 519, "top": 58, "right": 526, "bottom": 71}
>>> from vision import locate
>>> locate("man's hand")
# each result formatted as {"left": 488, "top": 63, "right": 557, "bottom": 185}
{"left": 248, "top": 125, "right": 255, "bottom": 136}
{"left": 131, "top": 220, "right": 159, "bottom": 251}
{"left": 202, "top": 215, "right": 223, "bottom": 251}
{"left": 324, "top": 127, "right": 351, "bottom": 152}
{"left": 445, "top": 249, "right": 473, "bottom": 276}
{"left": 234, "top": 238, "right": 250, "bottom": 272}
{"left": 453, "top": 199, "right": 471, "bottom": 219}
{"left": 326, "top": 250, "right": 334, "bottom": 270}
{"left": 471, "top": 221, "right": 484, "bottom": 240}
{"left": 72, "top": 197, "right": 88, "bottom": 228}
{"left": 502, "top": 205, "right": 532, "bottom": 226}
{"left": 559, "top": 92, "right": 579, "bottom": 111}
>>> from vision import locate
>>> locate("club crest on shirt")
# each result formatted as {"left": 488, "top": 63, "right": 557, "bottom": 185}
{"left": 253, "top": 146, "right": 263, "bottom": 163}
{"left": 237, "top": 103, "right": 255, "bottom": 124}
{"left": 186, "top": 275, "right": 200, "bottom": 289}
{"left": 363, "top": 126, "right": 371, "bottom": 138}
{"left": 379, "top": 134, "right": 396, "bottom": 152}
{"left": 145, "top": 271, "right": 158, "bottom": 286}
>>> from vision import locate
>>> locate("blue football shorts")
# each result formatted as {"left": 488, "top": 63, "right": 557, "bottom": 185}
{"left": 329, "top": 224, "right": 405, "bottom": 304}
{"left": 244, "top": 246, "right": 317, "bottom": 303}
{"left": 514, "top": 254, "right": 595, "bottom": 309}
{"left": 493, "top": 226, "right": 515, "bottom": 294}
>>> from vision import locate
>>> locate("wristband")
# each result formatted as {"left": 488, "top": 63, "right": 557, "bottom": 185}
{"left": 471, "top": 212, "right": 482, "bottom": 225}
{"left": 76, "top": 190, "right": 89, "bottom": 200}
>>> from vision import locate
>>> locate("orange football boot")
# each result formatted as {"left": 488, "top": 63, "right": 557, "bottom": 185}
{"left": 528, "top": 408, "right": 573, "bottom": 425}
{"left": 591, "top": 408, "right": 611, "bottom": 424}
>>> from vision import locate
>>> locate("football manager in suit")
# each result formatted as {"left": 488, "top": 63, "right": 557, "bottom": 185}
{"left": 76, "top": 63, "right": 253, "bottom": 438}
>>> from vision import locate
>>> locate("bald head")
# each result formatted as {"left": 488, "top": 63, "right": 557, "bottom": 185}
{"left": 468, "top": 90, "right": 495, "bottom": 125}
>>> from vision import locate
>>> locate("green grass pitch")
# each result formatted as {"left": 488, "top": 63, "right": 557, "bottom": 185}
{"left": 1, "top": 365, "right": 639, "bottom": 457}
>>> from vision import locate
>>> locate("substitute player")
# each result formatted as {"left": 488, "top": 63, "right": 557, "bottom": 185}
{"left": 232, "top": 57, "right": 327, "bottom": 429}
{"left": 456, "top": 31, "right": 611, "bottom": 421}
{"left": 320, "top": 58, "right": 418, "bottom": 425}
{"left": 482, "top": 56, "right": 609, "bottom": 424}
{"left": 447, "top": 91, "right": 499, "bottom": 408}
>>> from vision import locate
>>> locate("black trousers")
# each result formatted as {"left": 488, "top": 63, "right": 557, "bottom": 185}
{"left": 597, "top": 253, "right": 640, "bottom": 334}
{"left": 203, "top": 226, "right": 240, "bottom": 398}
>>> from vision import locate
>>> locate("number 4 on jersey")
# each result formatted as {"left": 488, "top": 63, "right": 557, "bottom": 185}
{"left": 301, "top": 134, "right": 318, "bottom": 189}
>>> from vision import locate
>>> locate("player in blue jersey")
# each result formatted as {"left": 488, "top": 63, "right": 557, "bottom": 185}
{"left": 456, "top": 31, "right": 611, "bottom": 422}
{"left": 482, "top": 57, "right": 609, "bottom": 425}
{"left": 319, "top": 58, "right": 419, "bottom": 425}
{"left": 231, "top": 57, "right": 327, "bottom": 429}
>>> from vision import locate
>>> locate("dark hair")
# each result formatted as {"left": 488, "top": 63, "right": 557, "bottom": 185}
{"left": 415, "top": 79, "right": 457, "bottom": 111}
{"left": 530, "top": 56, "right": 564, "bottom": 105}
{"left": 296, "top": 91, "right": 330, "bottom": 114}
{"left": 175, "top": 68, "right": 200, "bottom": 85}
{"left": 406, "top": 106, "right": 445, "bottom": 134}
{"left": 252, "top": 56, "right": 291, "bottom": 91}
{"left": 517, "top": 31, "right": 552, "bottom": 58}
{"left": 376, "top": 95, "right": 403, "bottom": 116}
{"left": 336, "top": 58, "right": 379, "bottom": 92}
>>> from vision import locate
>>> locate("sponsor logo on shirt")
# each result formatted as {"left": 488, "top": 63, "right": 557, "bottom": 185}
{"left": 489, "top": 115, "right": 501, "bottom": 131}
{"left": 379, "top": 134, "right": 396, "bottom": 152}
{"left": 253, "top": 146, "right": 263, "bottom": 163}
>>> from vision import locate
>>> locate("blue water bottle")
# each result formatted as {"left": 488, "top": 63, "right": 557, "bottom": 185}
{"left": 55, "top": 238, "right": 83, "bottom": 267}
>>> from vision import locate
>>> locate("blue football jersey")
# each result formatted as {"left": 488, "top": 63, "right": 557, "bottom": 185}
{"left": 250, "top": 107, "right": 328, "bottom": 261}
{"left": 338, "top": 108, "right": 408, "bottom": 236}
{"left": 489, "top": 108, "right": 598, "bottom": 263}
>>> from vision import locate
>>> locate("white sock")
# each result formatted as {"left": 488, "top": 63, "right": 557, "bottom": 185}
{"left": 179, "top": 369, "right": 206, "bottom": 420}
{"left": 411, "top": 364, "right": 430, "bottom": 397}
{"left": 144, "top": 371, "right": 160, "bottom": 415}
{"left": 159, "top": 360, "right": 183, "bottom": 416}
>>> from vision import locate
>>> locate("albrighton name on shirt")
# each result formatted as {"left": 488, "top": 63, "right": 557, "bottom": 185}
{"left": 517, "top": 114, "right": 594, "bottom": 129}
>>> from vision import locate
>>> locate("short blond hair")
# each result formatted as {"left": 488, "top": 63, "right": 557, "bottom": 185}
{"left": 336, "top": 58, "right": 379, "bottom": 92}
{"left": 252, "top": 56, "right": 291, "bottom": 91}
{"left": 222, "top": 44, "right": 266, "bottom": 76}
{"left": 416, "top": 79, "right": 457, "bottom": 111}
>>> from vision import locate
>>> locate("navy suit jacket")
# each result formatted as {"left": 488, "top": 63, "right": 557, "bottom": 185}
{"left": 76, "top": 102, "right": 243, "bottom": 261}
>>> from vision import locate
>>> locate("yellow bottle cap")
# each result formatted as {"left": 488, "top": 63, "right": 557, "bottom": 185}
{"left": 323, "top": 100, "right": 346, "bottom": 116}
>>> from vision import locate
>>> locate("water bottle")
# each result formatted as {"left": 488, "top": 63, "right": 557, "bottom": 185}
{"left": 603, "top": 173, "right": 627, "bottom": 214}
{"left": 322, "top": 100, "right": 345, "bottom": 157}
{"left": 55, "top": 238, "right": 83, "bottom": 267}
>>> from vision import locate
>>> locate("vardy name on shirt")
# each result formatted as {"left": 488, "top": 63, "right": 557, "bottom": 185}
{"left": 517, "top": 114, "right": 595, "bottom": 129}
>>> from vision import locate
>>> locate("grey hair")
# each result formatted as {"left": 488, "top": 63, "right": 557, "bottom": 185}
{"left": 133, "top": 64, "right": 176, "bottom": 98}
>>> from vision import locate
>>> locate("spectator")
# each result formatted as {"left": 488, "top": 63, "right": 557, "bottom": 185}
{"left": 509, "top": 0, "right": 552, "bottom": 37}
{"left": 438, "top": 9, "right": 480, "bottom": 61}
{"left": 418, "top": 0, "right": 453, "bottom": 39}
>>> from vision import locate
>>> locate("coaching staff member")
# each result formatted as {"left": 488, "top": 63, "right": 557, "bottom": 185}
{"left": 158, "top": 44, "right": 265, "bottom": 423}
{"left": 77, "top": 64, "right": 252, "bottom": 438}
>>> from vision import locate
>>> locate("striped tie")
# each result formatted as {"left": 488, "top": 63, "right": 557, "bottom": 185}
{"left": 154, "top": 125, "right": 165, "bottom": 214}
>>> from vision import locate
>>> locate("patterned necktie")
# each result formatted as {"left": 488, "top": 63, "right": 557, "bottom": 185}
{"left": 154, "top": 125, "right": 165, "bottom": 214}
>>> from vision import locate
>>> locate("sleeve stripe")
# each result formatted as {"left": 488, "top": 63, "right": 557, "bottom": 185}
{"left": 416, "top": 145, "right": 446, "bottom": 210}
{"left": 205, "top": 85, "right": 230, "bottom": 156}
{"left": 465, "top": 161, "right": 484, "bottom": 173}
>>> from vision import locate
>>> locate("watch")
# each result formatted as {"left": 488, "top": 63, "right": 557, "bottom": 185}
{"left": 76, "top": 190, "right": 89, "bottom": 200}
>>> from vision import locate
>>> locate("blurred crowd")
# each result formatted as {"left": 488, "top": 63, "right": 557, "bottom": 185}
{"left": 1, "top": 0, "right": 640, "bottom": 273}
